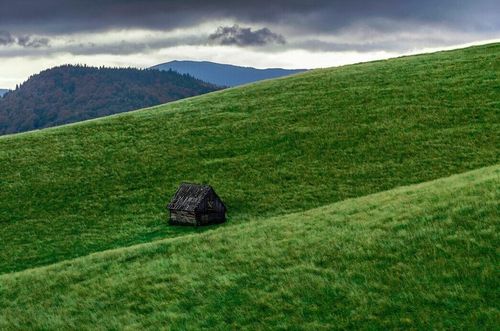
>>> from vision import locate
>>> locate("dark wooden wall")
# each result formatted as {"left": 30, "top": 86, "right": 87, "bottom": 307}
{"left": 170, "top": 210, "right": 197, "bottom": 225}
{"left": 198, "top": 190, "right": 226, "bottom": 214}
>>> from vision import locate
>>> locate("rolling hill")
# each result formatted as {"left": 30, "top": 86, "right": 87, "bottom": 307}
{"left": 0, "top": 165, "right": 498, "bottom": 329}
{"left": 151, "top": 60, "right": 307, "bottom": 86}
{"left": 0, "top": 65, "right": 220, "bottom": 135}
{"left": 0, "top": 43, "right": 498, "bottom": 276}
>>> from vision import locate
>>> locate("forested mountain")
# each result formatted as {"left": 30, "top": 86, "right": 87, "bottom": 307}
{"left": 0, "top": 65, "right": 220, "bottom": 135}
{"left": 152, "top": 60, "right": 307, "bottom": 87}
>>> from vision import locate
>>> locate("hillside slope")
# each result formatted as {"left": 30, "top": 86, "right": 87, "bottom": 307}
{"left": 0, "top": 43, "right": 499, "bottom": 274}
{"left": 152, "top": 60, "right": 306, "bottom": 86}
{"left": 0, "top": 165, "right": 498, "bottom": 330}
{"left": 0, "top": 65, "right": 220, "bottom": 135}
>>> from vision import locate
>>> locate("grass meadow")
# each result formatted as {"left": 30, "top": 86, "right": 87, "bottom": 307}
{"left": 0, "top": 44, "right": 498, "bottom": 274}
{"left": 0, "top": 165, "right": 498, "bottom": 330}
{"left": 0, "top": 43, "right": 498, "bottom": 330}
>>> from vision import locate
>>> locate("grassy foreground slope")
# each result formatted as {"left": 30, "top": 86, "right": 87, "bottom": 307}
{"left": 0, "top": 165, "right": 498, "bottom": 330}
{"left": 0, "top": 44, "right": 499, "bottom": 274}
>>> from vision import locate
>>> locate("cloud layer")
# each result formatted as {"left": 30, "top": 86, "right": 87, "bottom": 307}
{"left": 0, "top": 1, "right": 497, "bottom": 57}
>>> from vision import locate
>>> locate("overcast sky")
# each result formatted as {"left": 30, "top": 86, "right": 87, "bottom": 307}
{"left": 0, "top": 0, "right": 498, "bottom": 88}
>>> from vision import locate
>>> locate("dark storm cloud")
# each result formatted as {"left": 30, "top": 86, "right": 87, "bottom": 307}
{"left": 209, "top": 25, "right": 285, "bottom": 46}
{"left": 0, "top": 31, "right": 15, "bottom": 45}
{"left": 17, "top": 35, "right": 51, "bottom": 48}
{"left": 0, "top": 0, "right": 498, "bottom": 35}
{"left": 0, "top": 30, "right": 50, "bottom": 48}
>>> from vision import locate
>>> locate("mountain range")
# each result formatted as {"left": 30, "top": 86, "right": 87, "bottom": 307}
{"left": 0, "top": 65, "right": 220, "bottom": 135}
{"left": 0, "top": 89, "right": 9, "bottom": 97}
{"left": 151, "top": 60, "right": 307, "bottom": 87}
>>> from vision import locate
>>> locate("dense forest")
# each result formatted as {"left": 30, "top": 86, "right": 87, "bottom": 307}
{"left": 0, "top": 65, "right": 220, "bottom": 135}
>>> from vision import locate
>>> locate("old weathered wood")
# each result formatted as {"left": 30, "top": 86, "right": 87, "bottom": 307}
{"left": 167, "top": 183, "right": 226, "bottom": 226}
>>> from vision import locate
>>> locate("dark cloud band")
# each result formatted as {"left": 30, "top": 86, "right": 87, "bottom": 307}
{"left": 0, "top": 0, "right": 498, "bottom": 35}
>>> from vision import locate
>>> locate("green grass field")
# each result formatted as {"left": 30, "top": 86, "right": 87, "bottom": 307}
{"left": 0, "top": 165, "right": 498, "bottom": 330}
{"left": 0, "top": 43, "right": 498, "bottom": 329}
{"left": 0, "top": 44, "right": 498, "bottom": 275}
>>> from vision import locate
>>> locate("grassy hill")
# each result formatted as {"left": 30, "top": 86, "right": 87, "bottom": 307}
{"left": 0, "top": 165, "right": 498, "bottom": 329}
{"left": 0, "top": 43, "right": 498, "bottom": 275}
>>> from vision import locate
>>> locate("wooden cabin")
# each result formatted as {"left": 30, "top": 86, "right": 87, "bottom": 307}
{"left": 167, "top": 183, "right": 226, "bottom": 226}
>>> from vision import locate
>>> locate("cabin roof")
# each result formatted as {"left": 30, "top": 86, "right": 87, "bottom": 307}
{"left": 167, "top": 183, "right": 213, "bottom": 212}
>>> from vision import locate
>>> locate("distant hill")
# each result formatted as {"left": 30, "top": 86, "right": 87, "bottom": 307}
{"left": 0, "top": 89, "right": 8, "bottom": 97}
{"left": 151, "top": 60, "right": 307, "bottom": 87}
{"left": 0, "top": 65, "right": 220, "bottom": 135}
